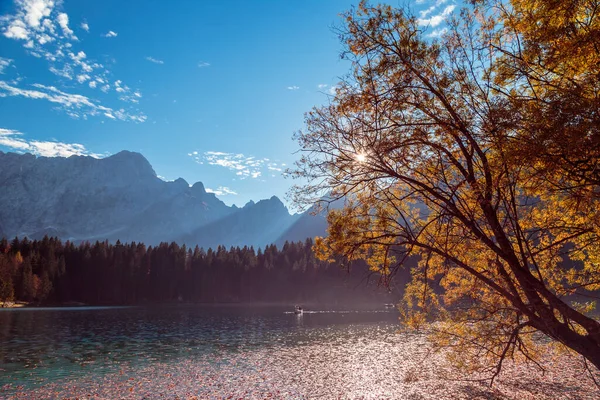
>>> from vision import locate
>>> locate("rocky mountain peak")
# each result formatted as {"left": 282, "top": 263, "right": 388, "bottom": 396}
{"left": 0, "top": 151, "right": 327, "bottom": 249}
{"left": 104, "top": 150, "right": 156, "bottom": 179}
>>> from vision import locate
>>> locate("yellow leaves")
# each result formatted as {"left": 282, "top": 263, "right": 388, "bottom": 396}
{"left": 571, "top": 301, "right": 597, "bottom": 315}
{"left": 313, "top": 237, "right": 333, "bottom": 263}
{"left": 401, "top": 309, "right": 427, "bottom": 330}
{"left": 314, "top": 194, "right": 401, "bottom": 275}
{"left": 503, "top": 0, "right": 600, "bottom": 86}
{"left": 13, "top": 251, "right": 23, "bottom": 265}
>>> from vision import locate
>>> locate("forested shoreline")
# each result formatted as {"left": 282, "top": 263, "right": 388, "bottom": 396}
{"left": 0, "top": 236, "right": 397, "bottom": 306}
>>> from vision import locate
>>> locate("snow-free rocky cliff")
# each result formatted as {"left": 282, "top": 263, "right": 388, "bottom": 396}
{"left": 0, "top": 151, "right": 326, "bottom": 248}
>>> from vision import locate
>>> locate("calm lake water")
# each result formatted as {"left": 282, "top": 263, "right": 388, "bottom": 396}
{"left": 0, "top": 305, "right": 399, "bottom": 395}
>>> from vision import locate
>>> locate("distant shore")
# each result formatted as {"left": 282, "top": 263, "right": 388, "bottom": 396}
{"left": 0, "top": 301, "right": 398, "bottom": 310}
{"left": 0, "top": 301, "right": 29, "bottom": 308}
{"left": 0, "top": 301, "right": 91, "bottom": 309}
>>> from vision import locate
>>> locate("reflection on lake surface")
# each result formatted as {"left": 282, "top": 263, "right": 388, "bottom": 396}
{"left": 0, "top": 305, "right": 399, "bottom": 393}
{"left": 3, "top": 305, "right": 598, "bottom": 399}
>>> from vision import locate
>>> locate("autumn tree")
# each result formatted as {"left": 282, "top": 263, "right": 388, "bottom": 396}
{"left": 0, "top": 255, "right": 14, "bottom": 305}
{"left": 292, "top": 0, "right": 600, "bottom": 380}
{"left": 486, "top": 0, "right": 600, "bottom": 197}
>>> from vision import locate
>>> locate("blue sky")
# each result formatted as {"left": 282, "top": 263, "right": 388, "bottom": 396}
{"left": 0, "top": 0, "right": 456, "bottom": 208}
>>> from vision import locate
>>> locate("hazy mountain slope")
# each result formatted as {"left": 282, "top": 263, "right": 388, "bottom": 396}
{"left": 275, "top": 197, "right": 346, "bottom": 246}
{"left": 0, "top": 151, "right": 231, "bottom": 244}
{"left": 179, "top": 196, "right": 301, "bottom": 249}
{"left": 275, "top": 206, "right": 327, "bottom": 246}
{"left": 0, "top": 151, "right": 318, "bottom": 248}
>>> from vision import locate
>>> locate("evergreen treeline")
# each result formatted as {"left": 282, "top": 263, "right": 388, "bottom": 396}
{"left": 0, "top": 236, "right": 393, "bottom": 306}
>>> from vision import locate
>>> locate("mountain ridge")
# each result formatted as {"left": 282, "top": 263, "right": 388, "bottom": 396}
{"left": 0, "top": 150, "right": 326, "bottom": 248}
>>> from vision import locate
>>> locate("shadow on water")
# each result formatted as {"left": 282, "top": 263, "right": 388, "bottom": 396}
{"left": 0, "top": 304, "right": 399, "bottom": 390}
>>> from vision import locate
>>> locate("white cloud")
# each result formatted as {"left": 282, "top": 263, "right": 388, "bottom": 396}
{"left": 267, "top": 162, "right": 282, "bottom": 172}
{"left": 317, "top": 84, "right": 328, "bottom": 89}
{"left": 1, "top": 0, "right": 143, "bottom": 112}
{"left": 197, "top": 61, "right": 210, "bottom": 68}
{"left": 103, "top": 30, "right": 117, "bottom": 38}
{"left": 4, "top": 0, "right": 54, "bottom": 36}
{"left": 0, "top": 128, "right": 30, "bottom": 150}
{"left": 419, "top": 5, "right": 436, "bottom": 19}
{"left": 428, "top": 27, "right": 448, "bottom": 38}
{"left": 328, "top": 85, "right": 339, "bottom": 95}
{"left": 80, "top": 22, "right": 89, "bottom": 32}
{"left": 417, "top": 5, "right": 456, "bottom": 27}
{"left": 26, "top": 0, "right": 53, "bottom": 27}
{"left": 4, "top": 19, "right": 30, "bottom": 39}
{"left": 0, "top": 80, "right": 147, "bottom": 122}
{"left": 49, "top": 65, "right": 72, "bottom": 79}
{"left": 189, "top": 151, "right": 285, "bottom": 180}
{"left": 145, "top": 56, "right": 164, "bottom": 64}
{"left": 0, "top": 127, "right": 104, "bottom": 158}
{"left": 88, "top": 80, "right": 96, "bottom": 88}
{"left": 206, "top": 186, "right": 238, "bottom": 196}
{"left": 287, "top": 86, "right": 300, "bottom": 90}
{"left": 0, "top": 57, "right": 12, "bottom": 74}
{"left": 56, "top": 12, "right": 76, "bottom": 39}
{"left": 72, "top": 50, "right": 85, "bottom": 61}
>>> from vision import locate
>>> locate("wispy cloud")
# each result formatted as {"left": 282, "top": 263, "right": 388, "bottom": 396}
{"left": 419, "top": 5, "right": 436, "bottom": 19}
{"left": 417, "top": 5, "right": 455, "bottom": 27}
{"left": 0, "top": 80, "right": 147, "bottom": 122}
{"left": 317, "top": 84, "right": 328, "bottom": 89}
{"left": 287, "top": 86, "right": 300, "bottom": 90}
{"left": 267, "top": 162, "right": 282, "bottom": 172}
{"left": 0, "top": 57, "right": 12, "bottom": 74}
{"left": 56, "top": 12, "right": 76, "bottom": 40}
{"left": 0, "top": 128, "right": 104, "bottom": 158}
{"left": 103, "top": 30, "right": 117, "bottom": 38}
{"left": 197, "top": 61, "right": 210, "bottom": 68}
{"left": 428, "top": 27, "right": 448, "bottom": 38}
{"left": 145, "top": 56, "right": 164, "bottom": 65}
{"left": 206, "top": 186, "right": 238, "bottom": 196}
{"left": 188, "top": 151, "right": 286, "bottom": 180}
{"left": 0, "top": 0, "right": 143, "bottom": 114}
{"left": 76, "top": 74, "right": 89, "bottom": 83}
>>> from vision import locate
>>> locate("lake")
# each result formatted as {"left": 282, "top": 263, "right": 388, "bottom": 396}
{"left": 0, "top": 305, "right": 399, "bottom": 396}
{"left": 1, "top": 305, "right": 598, "bottom": 399}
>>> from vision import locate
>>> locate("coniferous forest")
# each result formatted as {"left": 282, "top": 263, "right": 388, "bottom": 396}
{"left": 0, "top": 236, "right": 398, "bottom": 306}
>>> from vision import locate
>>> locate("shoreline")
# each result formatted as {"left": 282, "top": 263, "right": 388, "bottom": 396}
{"left": 0, "top": 301, "right": 398, "bottom": 309}
{"left": 0, "top": 301, "right": 29, "bottom": 308}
